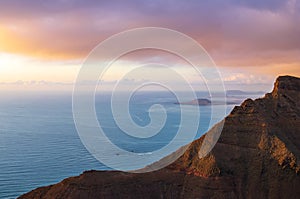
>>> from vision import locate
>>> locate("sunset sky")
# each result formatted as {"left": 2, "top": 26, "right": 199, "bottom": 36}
{"left": 0, "top": 0, "right": 299, "bottom": 91}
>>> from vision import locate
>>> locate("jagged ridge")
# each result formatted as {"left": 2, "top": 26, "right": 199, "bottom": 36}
{"left": 19, "top": 76, "right": 300, "bottom": 199}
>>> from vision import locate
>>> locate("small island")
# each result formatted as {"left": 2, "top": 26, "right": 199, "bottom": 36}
{"left": 175, "top": 98, "right": 239, "bottom": 106}
{"left": 175, "top": 98, "right": 211, "bottom": 105}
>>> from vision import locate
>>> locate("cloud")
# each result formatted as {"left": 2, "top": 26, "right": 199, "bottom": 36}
{"left": 0, "top": 0, "right": 299, "bottom": 72}
{"left": 0, "top": 80, "right": 73, "bottom": 86}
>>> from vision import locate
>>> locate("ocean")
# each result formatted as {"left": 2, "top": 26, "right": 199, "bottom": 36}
{"left": 0, "top": 91, "right": 255, "bottom": 198}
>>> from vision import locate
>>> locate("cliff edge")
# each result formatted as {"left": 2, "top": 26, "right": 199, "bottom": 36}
{"left": 19, "top": 76, "right": 300, "bottom": 199}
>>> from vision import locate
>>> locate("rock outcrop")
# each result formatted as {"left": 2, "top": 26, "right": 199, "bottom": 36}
{"left": 19, "top": 76, "right": 300, "bottom": 199}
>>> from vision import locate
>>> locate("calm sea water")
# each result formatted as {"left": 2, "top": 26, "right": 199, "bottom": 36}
{"left": 0, "top": 91, "right": 252, "bottom": 198}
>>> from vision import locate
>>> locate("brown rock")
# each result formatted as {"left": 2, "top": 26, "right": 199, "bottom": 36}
{"left": 19, "top": 76, "right": 300, "bottom": 199}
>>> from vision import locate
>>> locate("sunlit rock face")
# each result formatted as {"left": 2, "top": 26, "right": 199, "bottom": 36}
{"left": 19, "top": 76, "right": 300, "bottom": 199}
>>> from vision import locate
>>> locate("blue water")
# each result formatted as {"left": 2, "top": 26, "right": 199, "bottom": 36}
{"left": 0, "top": 91, "right": 241, "bottom": 198}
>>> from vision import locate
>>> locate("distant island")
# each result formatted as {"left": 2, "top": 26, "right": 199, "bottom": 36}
{"left": 226, "top": 89, "right": 265, "bottom": 96}
{"left": 175, "top": 98, "right": 211, "bottom": 105}
{"left": 175, "top": 98, "right": 239, "bottom": 106}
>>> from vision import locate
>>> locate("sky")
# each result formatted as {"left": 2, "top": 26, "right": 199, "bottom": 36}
{"left": 0, "top": 0, "right": 299, "bottom": 92}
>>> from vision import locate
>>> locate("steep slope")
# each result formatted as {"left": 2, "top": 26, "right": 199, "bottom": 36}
{"left": 19, "top": 76, "right": 300, "bottom": 199}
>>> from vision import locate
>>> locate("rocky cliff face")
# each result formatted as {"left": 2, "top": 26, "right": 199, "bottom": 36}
{"left": 19, "top": 76, "right": 300, "bottom": 199}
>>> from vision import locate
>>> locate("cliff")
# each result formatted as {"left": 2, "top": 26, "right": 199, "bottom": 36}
{"left": 19, "top": 75, "right": 300, "bottom": 199}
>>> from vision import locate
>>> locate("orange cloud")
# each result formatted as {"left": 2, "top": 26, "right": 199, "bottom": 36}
{"left": 0, "top": 0, "right": 299, "bottom": 77}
